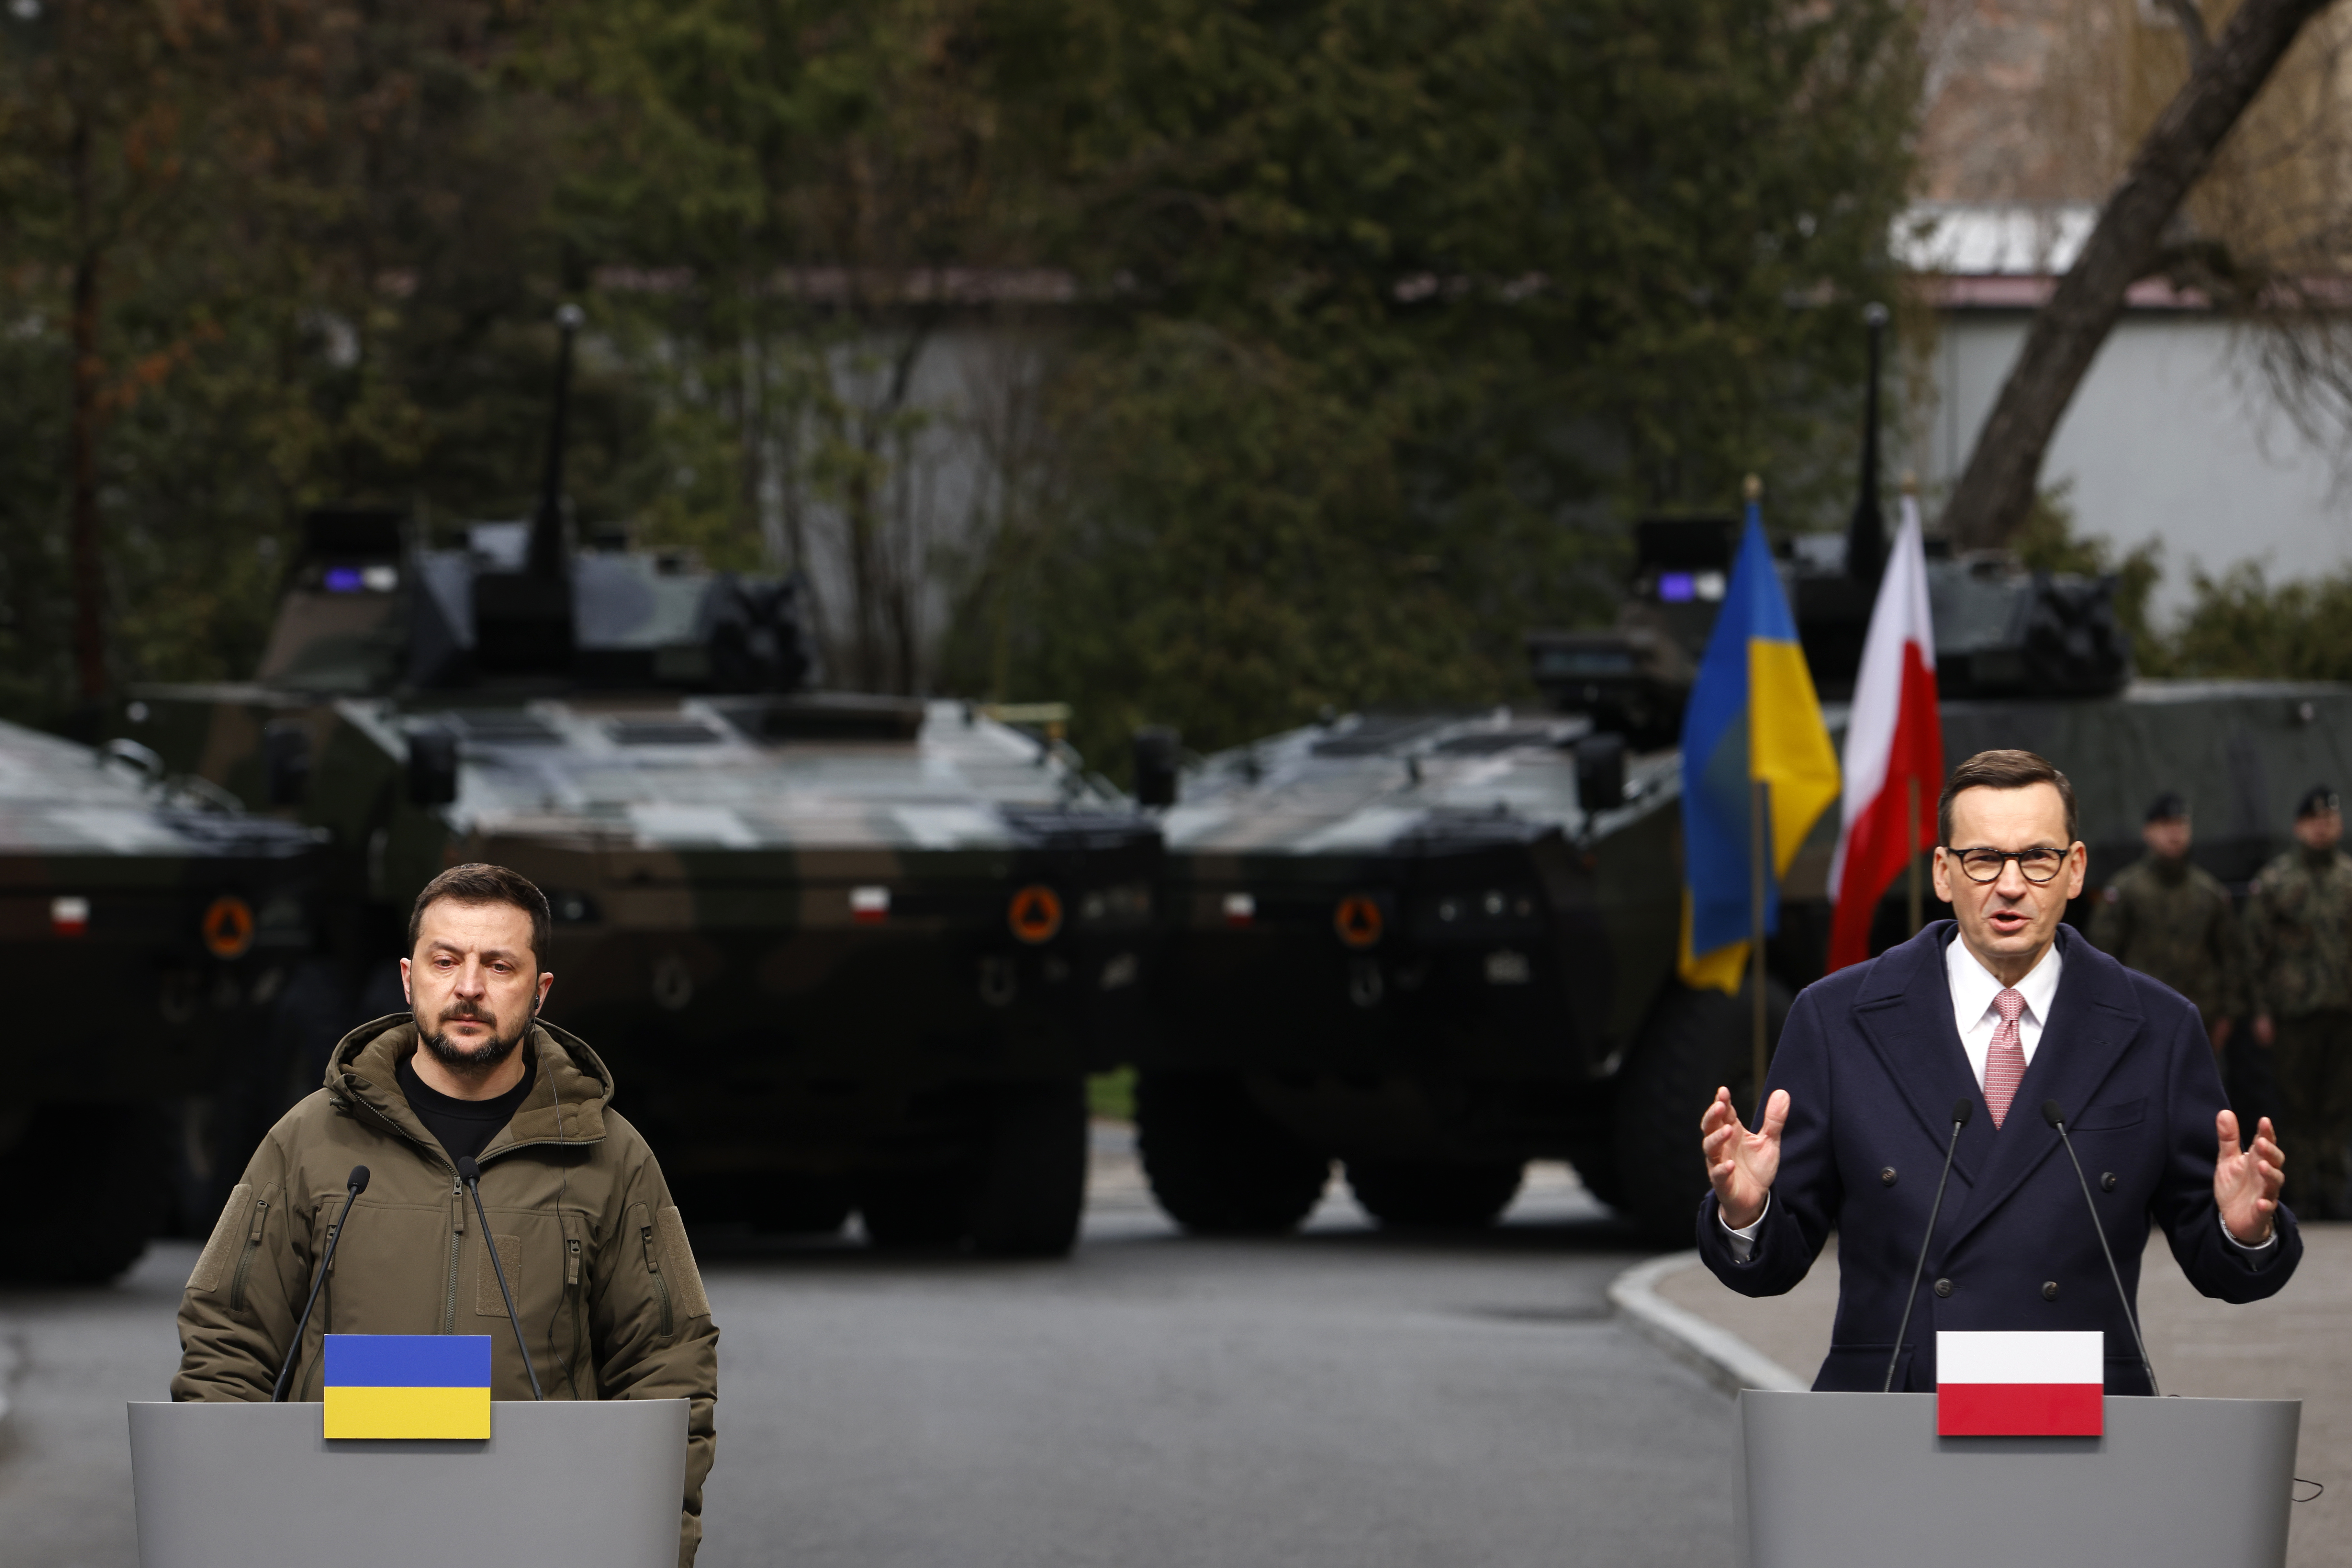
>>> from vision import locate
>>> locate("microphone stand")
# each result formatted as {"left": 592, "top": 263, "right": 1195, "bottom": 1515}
{"left": 1885, "top": 1099, "right": 1974, "bottom": 1393}
{"left": 457, "top": 1155, "right": 544, "bottom": 1401}
{"left": 2043, "top": 1101, "right": 2159, "bottom": 1396}
{"left": 274, "top": 1166, "right": 370, "bottom": 1402}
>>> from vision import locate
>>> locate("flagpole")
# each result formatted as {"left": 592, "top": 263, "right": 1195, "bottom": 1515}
{"left": 1751, "top": 777, "right": 1768, "bottom": 1096}
{"left": 1903, "top": 472, "right": 1928, "bottom": 941}
{"left": 1907, "top": 774, "right": 1923, "bottom": 935}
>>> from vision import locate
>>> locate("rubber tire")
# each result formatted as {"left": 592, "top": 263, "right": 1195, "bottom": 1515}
{"left": 1561, "top": 1138, "right": 1630, "bottom": 1213}
{"left": 1136, "top": 1071, "right": 1330, "bottom": 1235}
{"left": 1345, "top": 1159, "right": 1525, "bottom": 1230}
{"left": 1610, "top": 978, "right": 1790, "bottom": 1244}
{"left": 969, "top": 1079, "right": 1089, "bottom": 1258}
{"left": 0, "top": 1106, "right": 171, "bottom": 1283}
{"left": 858, "top": 1171, "right": 969, "bottom": 1250}
{"left": 758, "top": 1176, "right": 854, "bottom": 1237}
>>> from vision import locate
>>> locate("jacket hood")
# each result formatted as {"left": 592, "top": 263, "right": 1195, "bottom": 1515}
{"left": 324, "top": 1011, "right": 616, "bottom": 1159}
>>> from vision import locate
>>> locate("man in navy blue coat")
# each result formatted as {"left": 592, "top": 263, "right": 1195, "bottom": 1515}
{"left": 1697, "top": 749, "right": 2297, "bottom": 1394}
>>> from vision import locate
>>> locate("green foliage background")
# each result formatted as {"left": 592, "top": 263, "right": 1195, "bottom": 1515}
{"left": 2, "top": 0, "right": 1937, "bottom": 761}
{"left": 2015, "top": 486, "right": 2352, "bottom": 688}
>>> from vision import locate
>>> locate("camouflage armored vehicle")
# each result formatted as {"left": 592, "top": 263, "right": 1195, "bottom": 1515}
{"left": 122, "top": 314, "right": 1158, "bottom": 1258}
{"left": 1133, "top": 546, "right": 2352, "bottom": 1242}
{"left": 1131, "top": 429, "right": 2352, "bottom": 1244}
{"left": 0, "top": 719, "right": 319, "bottom": 1281}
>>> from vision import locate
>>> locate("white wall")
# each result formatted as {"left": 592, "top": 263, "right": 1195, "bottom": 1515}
{"left": 1912, "top": 310, "right": 2352, "bottom": 620}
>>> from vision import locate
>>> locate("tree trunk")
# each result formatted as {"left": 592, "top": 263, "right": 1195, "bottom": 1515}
{"left": 68, "top": 107, "right": 107, "bottom": 704}
{"left": 1937, "top": 0, "right": 2335, "bottom": 551}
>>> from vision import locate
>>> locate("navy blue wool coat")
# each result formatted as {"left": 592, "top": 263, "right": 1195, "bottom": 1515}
{"left": 1697, "top": 921, "right": 2300, "bottom": 1394}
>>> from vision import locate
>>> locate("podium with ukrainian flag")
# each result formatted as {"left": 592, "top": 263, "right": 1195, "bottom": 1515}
{"left": 127, "top": 1335, "right": 687, "bottom": 1568}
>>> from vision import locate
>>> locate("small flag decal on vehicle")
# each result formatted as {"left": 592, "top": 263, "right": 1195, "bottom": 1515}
{"left": 323, "top": 1334, "right": 492, "bottom": 1439}
{"left": 1936, "top": 1330, "right": 2103, "bottom": 1436}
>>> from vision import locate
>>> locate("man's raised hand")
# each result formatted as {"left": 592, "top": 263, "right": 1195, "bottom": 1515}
{"left": 1701, "top": 1086, "right": 1789, "bottom": 1231}
{"left": 2215, "top": 1108, "right": 2285, "bottom": 1246}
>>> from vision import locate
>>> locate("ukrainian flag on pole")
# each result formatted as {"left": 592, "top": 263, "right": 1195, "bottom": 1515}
{"left": 1678, "top": 486, "right": 1841, "bottom": 992}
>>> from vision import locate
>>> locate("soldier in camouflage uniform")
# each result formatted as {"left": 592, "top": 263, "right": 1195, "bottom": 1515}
{"left": 2089, "top": 792, "right": 2245, "bottom": 1051}
{"left": 2247, "top": 786, "right": 2352, "bottom": 1219}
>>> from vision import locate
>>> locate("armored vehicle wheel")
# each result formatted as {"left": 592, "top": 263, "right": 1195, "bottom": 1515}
{"left": 969, "top": 1079, "right": 1088, "bottom": 1258}
{"left": 1610, "top": 980, "right": 1787, "bottom": 1244}
{"left": 663, "top": 1165, "right": 851, "bottom": 1235}
{"left": 760, "top": 1177, "right": 854, "bottom": 1237}
{"left": 1344, "top": 1159, "right": 1524, "bottom": 1230}
{"left": 1136, "top": 1071, "right": 1330, "bottom": 1235}
{"left": 858, "top": 1173, "right": 969, "bottom": 1250}
{"left": 0, "top": 1107, "right": 170, "bottom": 1283}
{"left": 1561, "top": 1138, "right": 1630, "bottom": 1213}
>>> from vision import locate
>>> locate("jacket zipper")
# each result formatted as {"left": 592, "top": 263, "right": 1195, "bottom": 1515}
{"left": 443, "top": 1177, "right": 465, "bottom": 1335}
{"left": 229, "top": 1192, "right": 271, "bottom": 1313}
{"left": 641, "top": 1220, "right": 673, "bottom": 1338}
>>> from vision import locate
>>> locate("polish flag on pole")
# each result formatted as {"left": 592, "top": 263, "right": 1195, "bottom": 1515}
{"left": 1826, "top": 494, "right": 1943, "bottom": 970}
{"left": 1936, "top": 1331, "right": 2105, "bottom": 1436}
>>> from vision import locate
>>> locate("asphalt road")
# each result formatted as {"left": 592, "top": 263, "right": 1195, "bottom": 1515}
{"left": 0, "top": 1155, "right": 1732, "bottom": 1568}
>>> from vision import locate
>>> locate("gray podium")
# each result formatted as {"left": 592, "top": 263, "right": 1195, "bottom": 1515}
{"left": 1737, "top": 1391, "right": 2300, "bottom": 1568}
{"left": 129, "top": 1399, "right": 689, "bottom": 1568}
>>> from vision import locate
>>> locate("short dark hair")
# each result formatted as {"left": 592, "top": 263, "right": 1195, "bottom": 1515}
{"left": 1938, "top": 749, "right": 2079, "bottom": 847}
{"left": 407, "top": 863, "right": 552, "bottom": 966}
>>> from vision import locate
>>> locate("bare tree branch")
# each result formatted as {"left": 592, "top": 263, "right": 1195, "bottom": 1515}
{"left": 1938, "top": 0, "right": 2335, "bottom": 551}
{"left": 2161, "top": 0, "right": 2214, "bottom": 65}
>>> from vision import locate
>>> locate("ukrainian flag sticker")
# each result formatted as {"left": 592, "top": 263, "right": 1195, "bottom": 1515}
{"left": 322, "top": 1334, "right": 493, "bottom": 1439}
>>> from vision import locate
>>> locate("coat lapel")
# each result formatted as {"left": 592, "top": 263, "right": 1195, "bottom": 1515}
{"left": 1850, "top": 923, "right": 1986, "bottom": 1180}
{"left": 1940, "top": 925, "right": 2141, "bottom": 1252}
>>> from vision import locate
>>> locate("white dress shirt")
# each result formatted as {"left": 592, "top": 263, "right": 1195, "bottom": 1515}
{"left": 1720, "top": 931, "right": 2271, "bottom": 1256}
{"left": 1947, "top": 935, "right": 2060, "bottom": 1089}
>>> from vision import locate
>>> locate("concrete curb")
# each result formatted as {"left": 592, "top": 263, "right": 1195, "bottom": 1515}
{"left": 0, "top": 1330, "right": 18, "bottom": 1434}
{"left": 1608, "top": 1250, "right": 1806, "bottom": 1397}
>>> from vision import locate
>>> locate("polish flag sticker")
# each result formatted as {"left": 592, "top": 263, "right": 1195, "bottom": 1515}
{"left": 1936, "top": 1330, "right": 2103, "bottom": 1436}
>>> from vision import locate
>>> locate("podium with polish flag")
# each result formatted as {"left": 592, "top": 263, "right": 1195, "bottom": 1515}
{"left": 1737, "top": 1363, "right": 2299, "bottom": 1567}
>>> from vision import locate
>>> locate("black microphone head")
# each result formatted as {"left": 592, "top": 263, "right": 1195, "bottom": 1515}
{"left": 348, "top": 1165, "right": 370, "bottom": 1195}
{"left": 455, "top": 1155, "right": 481, "bottom": 1184}
{"left": 2042, "top": 1100, "right": 2066, "bottom": 1129}
{"left": 1952, "top": 1099, "right": 1974, "bottom": 1127}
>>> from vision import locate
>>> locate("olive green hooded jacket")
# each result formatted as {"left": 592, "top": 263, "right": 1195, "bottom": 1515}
{"left": 173, "top": 1014, "right": 719, "bottom": 1566}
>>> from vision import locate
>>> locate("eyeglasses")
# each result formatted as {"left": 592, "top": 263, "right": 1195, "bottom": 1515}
{"left": 1948, "top": 846, "right": 2071, "bottom": 885}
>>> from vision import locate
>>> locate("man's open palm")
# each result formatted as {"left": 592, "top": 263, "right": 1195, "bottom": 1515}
{"left": 2215, "top": 1109, "right": 2285, "bottom": 1245}
{"left": 1701, "top": 1086, "right": 1789, "bottom": 1231}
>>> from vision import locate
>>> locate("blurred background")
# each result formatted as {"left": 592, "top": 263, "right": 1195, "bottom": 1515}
{"left": 6, "top": 0, "right": 2351, "bottom": 771}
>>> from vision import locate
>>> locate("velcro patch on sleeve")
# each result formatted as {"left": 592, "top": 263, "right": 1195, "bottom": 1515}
{"left": 187, "top": 1183, "right": 254, "bottom": 1296}
{"left": 475, "top": 1233, "right": 524, "bottom": 1318}
{"left": 655, "top": 1205, "right": 711, "bottom": 1322}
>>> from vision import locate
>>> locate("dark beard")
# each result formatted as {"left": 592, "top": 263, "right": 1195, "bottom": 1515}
{"left": 417, "top": 1004, "right": 531, "bottom": 1076}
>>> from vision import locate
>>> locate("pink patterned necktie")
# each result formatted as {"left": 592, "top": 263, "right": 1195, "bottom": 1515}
{"left": 1983, "top": 987, "right": 2028, "bottom": 1128}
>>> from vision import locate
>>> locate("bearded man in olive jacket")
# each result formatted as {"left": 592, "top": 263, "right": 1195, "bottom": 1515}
{"left": 175, "top": 864, "right": 719, "bottom": 1567}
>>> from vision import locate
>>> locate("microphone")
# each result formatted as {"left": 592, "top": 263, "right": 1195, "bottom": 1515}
{"left": 2043, "top": 1100, "right": 2159, "bottom": 1397}
{"left": 273, "top": 1165, "right": 370, "bottom": 1402}
{"left": 1885, "top": 1099, "right": 1974, "bottom": 1393}
{"left": 455, "top": 1155, "right": 543, "bottom": 1401}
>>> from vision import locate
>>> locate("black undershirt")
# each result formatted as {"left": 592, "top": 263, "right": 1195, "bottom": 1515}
{"left": 397, "top": 1047, "right": 537, "bottom": 1166}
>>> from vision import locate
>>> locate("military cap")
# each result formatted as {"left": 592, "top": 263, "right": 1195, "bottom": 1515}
{"left": 2145, "top": 791, "right": 2188, "bottom": 823}
{"left": 2296, "top": 784, "right": 2341, "bottom": 819}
